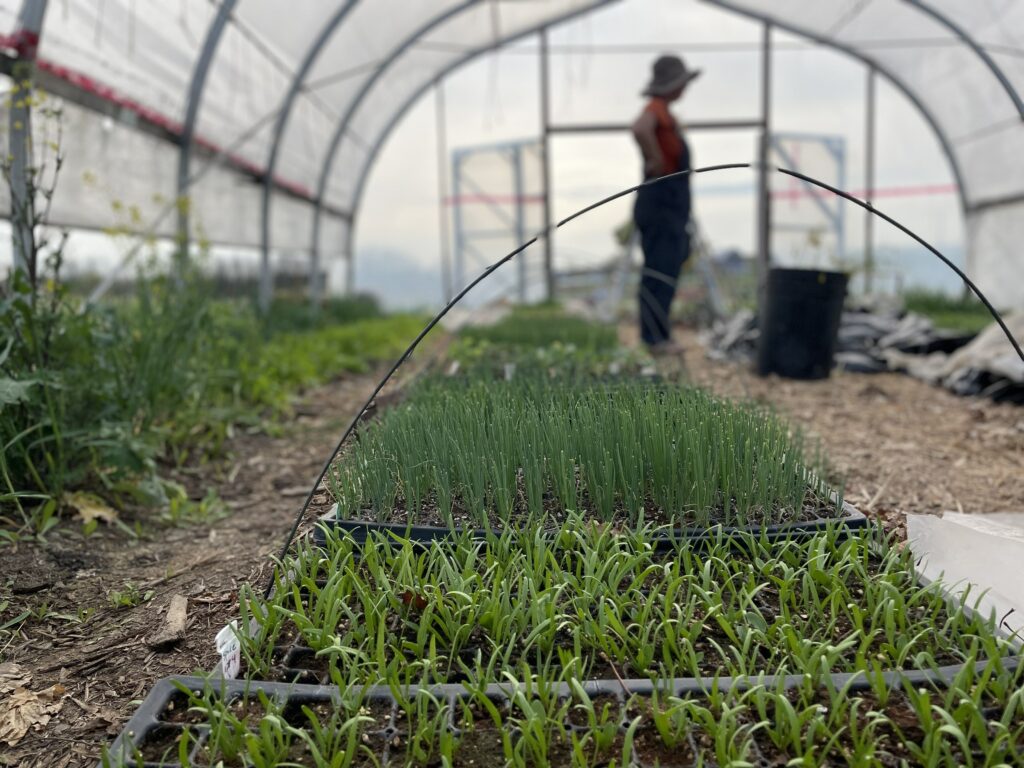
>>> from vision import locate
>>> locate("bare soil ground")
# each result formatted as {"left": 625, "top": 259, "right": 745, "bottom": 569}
{"left": 0, "top": 372, "right": 386, "bottom": 767}
{"left": 1, "top": 329, "right": 1022, "bottom": 766}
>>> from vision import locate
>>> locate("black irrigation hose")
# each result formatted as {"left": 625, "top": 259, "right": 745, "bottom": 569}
{"left": 263, "top": 162, "right": 1024, "bottom": 598}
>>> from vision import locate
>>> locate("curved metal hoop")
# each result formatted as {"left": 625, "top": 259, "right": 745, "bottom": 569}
{"left": 266, "top": 161, "right": 1024, "bottom": 596}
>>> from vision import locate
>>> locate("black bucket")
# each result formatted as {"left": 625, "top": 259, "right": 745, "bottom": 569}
{"left": 757, "top": 267, "right": 848, "bottom": 380}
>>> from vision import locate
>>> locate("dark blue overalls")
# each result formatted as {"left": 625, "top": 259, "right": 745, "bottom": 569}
{"left": 633, "top": 137, "right": 691, "bottom": 347}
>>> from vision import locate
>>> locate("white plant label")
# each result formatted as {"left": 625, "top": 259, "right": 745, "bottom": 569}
{"left": 216, "top": 622, "right": 241, "bottom": 679}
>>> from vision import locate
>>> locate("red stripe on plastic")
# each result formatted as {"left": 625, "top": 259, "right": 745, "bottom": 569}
{"left": 0, "top": 29, "right": 39, "bottom": 57}
{"left": 12, "top": 56, "right": 315, "bottom": 200}
{"left": 772, "top": 182, "right": 956, "bottom": 201}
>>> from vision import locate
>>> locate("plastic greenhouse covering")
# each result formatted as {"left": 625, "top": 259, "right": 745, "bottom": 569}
{"left": 710, "top": 0, "right": 1024, "bottom": 309}
{"left": 1, "top": 0, "right": 1023, "bottom": 307}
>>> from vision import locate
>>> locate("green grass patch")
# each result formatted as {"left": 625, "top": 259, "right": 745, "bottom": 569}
{"left": 903, "top": 289, "right": 992, "bottom": 334}
{"left": 329, "top": 377, "right": 836, "bottom": 529}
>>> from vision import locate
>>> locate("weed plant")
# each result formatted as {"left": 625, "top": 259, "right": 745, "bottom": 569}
{"left": 240, "top": 522, "right": 1016, "bottom": 689}
{"left": 0, "top": 260, "right": 421, "bottom": 536}
{"left": 329, "top": 377, "right": 836, "bottom": 528}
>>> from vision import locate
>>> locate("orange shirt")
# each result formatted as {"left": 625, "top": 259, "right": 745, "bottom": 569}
{"left": 645, "top": 98, "right": 688, "bottom": 177}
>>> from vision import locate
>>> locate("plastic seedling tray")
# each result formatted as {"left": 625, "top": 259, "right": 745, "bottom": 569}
{"left": 234, "top": 568, "right": 1019, "bottom": 685}
{"left": 106, "top": 541, "right": 1022, "bottom": 767}
{"left": 100, "top": 656, "right": 1020, "bottom": 768}
{"left": 312, "top": 498, "right": 867, "bottom": 551}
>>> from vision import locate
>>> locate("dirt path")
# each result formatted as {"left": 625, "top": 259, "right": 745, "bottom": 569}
{"left": 0, "top": 372, "right": 387, "bottom": 768}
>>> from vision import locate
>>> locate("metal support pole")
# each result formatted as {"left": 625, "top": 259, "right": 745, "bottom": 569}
{"left": 311, "top": 0, "right": 478, "bottom": 307}
{"left": 259, "top": 234, "right": 274, "bottom": 309}
{"left": 259, "top": 1, "right": 360, "bottom": 313}
{"left": 834, "top": 137, "right": 847, "bottom": 267}
{"left": 176, "top": 0, "right": 237, "bottom": 267}
{"left": 334, "top": 0, "right": 620, "bottom": 292}
{"left": 308, "top": 235, "right": 323, "bottom": 307}
{"left": 451, "top": 153, "right": 466, "bottom": 290}
{"left": 512, "top": 145, "right": 527, "bottom": 302}
{"left": 539, "top": 28, "right": 555, "bottom": 301}
{"left": 435, "top": 82, "right": 454, "bottom": 303}
{"left": 755, "top": 22, "right": 772, "bottom": 300}
{"left": 344, "top": 243, "right": 355, "bottom": 295}
{"left": 864, "top": 65, "right": 876, "bottom": 294}
{"left": 8, "top": 0, "right": 49, "bottom": 288}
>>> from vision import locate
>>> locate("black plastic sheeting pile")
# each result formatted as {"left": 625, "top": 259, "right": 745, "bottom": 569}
{"left": 703, "top": 304, "right": 1024, "bottom": 403}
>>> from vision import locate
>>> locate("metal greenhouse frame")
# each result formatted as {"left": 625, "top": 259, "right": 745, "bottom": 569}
{"left": 4, "top": 0, "right": 1023, "bottom": 309}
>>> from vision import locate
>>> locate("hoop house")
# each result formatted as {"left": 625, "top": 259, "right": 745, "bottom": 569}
{"left": 1, "top": 0, "right": 1021, "bottom": 307}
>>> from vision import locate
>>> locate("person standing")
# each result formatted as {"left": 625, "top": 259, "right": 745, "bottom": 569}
{"left": 631, "top": 54, "right": 701, "bottom": 354}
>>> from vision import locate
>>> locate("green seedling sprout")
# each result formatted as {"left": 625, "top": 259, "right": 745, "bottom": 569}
{"left": 287, "top": 702, "right": 374, "bottom": 768}
{"left": 183, "top": 518, "right": 1024, "bottom": 765}
{"left": 329, "top": 377, "right": 838, "bottom": 530}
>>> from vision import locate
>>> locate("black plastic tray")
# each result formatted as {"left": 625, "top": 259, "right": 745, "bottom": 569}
{"left": 313, "top": 499, "right": 867, "bottom": 551}
{"left": 100, "top": 658, "right": 1018, "bottom": 768}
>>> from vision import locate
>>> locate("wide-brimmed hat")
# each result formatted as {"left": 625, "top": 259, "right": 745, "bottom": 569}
{"left": 642, "top": 54, "right": 701, "bottom": 97}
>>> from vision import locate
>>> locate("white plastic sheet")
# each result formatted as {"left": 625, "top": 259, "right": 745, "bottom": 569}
{"left": 711, "top": 0, "right": 1024, "bottom": 307}
{"left": 907, "top": 512, "right": 1024, "bottom": 640}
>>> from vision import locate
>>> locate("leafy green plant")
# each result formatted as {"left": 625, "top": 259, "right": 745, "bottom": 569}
{"left": 1, "top": 264, "right": 423, "bottom": 538}
{"left": 159, "top": 486, "right": 227, "bottom": 527}
{"left": 150, "top": 651, "right": 1024, "bottom": 766}
{"left": 262, "top": 293, "right": 381, "bottom": 334}
{"left": 287, "top": 699, "right": 375, "bottom": 768}
{"left": 233, "top": 522, "right": 1017, "bottom": 690}
{"left": 1, "top": 103, "right": 427, "bottom": 539}
{"left": 132, "top": 526, "right": 1024, "bottom": 768}
{"left": 107, "top": 582, "right": 155, "bottom": 609}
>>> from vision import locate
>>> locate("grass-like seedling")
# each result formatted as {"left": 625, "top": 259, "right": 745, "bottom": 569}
{"left": 448, "top": 336, "right": 655, "bottom": 382}
{"left": 329, "top": 377, "right": 838, "bottom": 529}
{"left": 239, "top": 522, "right": 1016, "bottom": 689}
{"left": 458, "top": 306, "right": 619, "bottom": 352}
